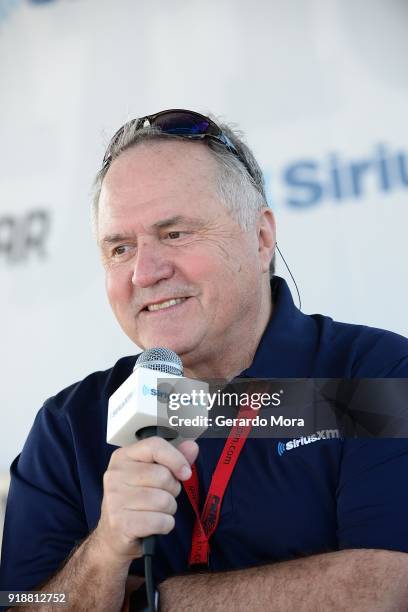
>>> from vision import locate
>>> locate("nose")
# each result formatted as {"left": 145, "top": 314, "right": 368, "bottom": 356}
{"left": 131, "top": 240, "right": 175, "bottom": 288}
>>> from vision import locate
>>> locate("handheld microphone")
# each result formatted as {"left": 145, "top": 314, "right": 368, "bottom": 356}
{"left": 107, "top": 347, "right": 209, "bottom": 612}
{"left": 107, "top": 347, "right": 208, "bottom": 447}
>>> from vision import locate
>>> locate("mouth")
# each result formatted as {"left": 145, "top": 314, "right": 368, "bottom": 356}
{"left": 142, "top": 297, "right": 189, "bottom": 314}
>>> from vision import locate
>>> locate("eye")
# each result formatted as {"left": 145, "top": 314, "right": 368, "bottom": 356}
{"left": 112, "top": 244, "right": 132, "bottom": 257}
{"left": 165, "top": 230, "right": 193, "bottom": 241}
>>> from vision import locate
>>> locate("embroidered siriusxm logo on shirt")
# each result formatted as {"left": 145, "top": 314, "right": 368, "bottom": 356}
{"left": 277, "top": 429, "right": 340, "bottom": 456}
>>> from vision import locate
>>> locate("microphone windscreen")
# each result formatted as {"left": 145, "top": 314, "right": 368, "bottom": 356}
{"left": 134, "top": 347, "right": 183, "bottom": 376}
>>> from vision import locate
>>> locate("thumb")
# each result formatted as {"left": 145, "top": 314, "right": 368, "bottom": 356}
{"left": 177, "top": 440, "right": 199, "bottom": 467}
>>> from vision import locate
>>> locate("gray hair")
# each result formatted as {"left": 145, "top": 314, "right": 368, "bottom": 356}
{"left": 93, "top": 115, "right": 275, "bottom": 276}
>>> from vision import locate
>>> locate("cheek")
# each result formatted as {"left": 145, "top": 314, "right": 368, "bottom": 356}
{"left": 180, "top": 242, "right": 243, "bottom": 281}
{"left": 181, "top": 254, "right": 215, "bottom": 279}
{"left": 105, "top": 269, "right": 132, "bottom": 310}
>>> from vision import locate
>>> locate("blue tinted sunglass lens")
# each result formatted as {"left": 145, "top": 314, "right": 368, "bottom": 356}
{"left": 154, "top": 113, "right": 210, "bottom": 136}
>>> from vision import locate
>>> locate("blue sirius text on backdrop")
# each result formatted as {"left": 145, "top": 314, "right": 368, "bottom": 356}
{"left": 265, "top": 143, "right": 408, "bottom": 209}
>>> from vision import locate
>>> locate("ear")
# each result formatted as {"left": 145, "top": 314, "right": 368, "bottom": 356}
{"left": 257, "top": 208, "right": 276, "bottom": 274}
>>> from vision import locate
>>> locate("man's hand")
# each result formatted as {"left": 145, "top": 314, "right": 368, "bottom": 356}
{"left": 94, "top": 437, "right": 199, "bottom": 563}
{"left": 8, "top": 439, "right": 198, "bottom": 612}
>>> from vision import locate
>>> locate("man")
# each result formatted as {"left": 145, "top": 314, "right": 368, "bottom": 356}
{"left": 1, "top": 109, "right": 408, "bottom": 611}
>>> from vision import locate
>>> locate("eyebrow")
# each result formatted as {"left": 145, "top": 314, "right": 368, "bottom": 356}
{"left": 100, "top": 215, "right": 204, "bottom": 245}
{"left": 153, "top": 215, "right": 201, "bottom": 229}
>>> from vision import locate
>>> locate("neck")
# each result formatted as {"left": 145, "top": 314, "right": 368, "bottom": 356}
{"left": 183, "top": 282, "right": 273, "bottom": 382}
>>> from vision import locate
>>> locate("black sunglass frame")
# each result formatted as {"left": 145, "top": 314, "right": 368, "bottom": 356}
{"left": 102, "top": 109, "right": 254, "bottom": 180}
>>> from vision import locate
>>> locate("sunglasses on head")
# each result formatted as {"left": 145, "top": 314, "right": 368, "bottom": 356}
{"left": 103, "top": 108, "right": 254, "bottom": 180}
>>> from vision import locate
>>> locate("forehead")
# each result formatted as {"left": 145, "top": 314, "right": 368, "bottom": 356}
{"left": 99, "top": 141, "right": 222, "bottom": 215}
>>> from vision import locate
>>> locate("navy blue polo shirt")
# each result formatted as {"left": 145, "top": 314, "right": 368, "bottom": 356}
{"left": 1, "top": 276, "right": 408, "bottom": 594}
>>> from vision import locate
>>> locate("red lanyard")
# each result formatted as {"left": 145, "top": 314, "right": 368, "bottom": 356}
{"left": 182, "top": 405, "right": 257, "bottom": 567}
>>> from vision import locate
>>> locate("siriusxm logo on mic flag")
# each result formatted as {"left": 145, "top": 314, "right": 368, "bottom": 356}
{"left": 277, "top": 429, "right": 340, "bottom": 456}
{"left": 108, "top": 365, "right": 210, "bottom": 447}
{"left": 142, "top": 384, "right": 171, "bottom": 401}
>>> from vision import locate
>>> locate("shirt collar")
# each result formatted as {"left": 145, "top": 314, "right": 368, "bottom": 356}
{"left": 239, "top": 276, "right": 319, "bottom": 378}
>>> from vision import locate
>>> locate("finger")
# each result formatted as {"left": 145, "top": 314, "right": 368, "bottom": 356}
{"left": 122, "top": 437, "right": 193, "bottom": 481}
{"left": 125, "top": 511, "right": 176, "bottom": 539}
{"left": 123, "top": 463, "right": 182, "bottom": 497}
{"left": 177, "top": 440, "right": 199, "bottom": 467}
{"left": 123, "top": 487, "right": 178, "bottom": 515}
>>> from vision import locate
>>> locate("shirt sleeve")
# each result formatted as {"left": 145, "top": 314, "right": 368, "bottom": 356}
{"left": 337, "top": 437, "right": 408, "bottom": 552}
{"left": 0, "top": 400, "right": 89, "bottom": 593}
{"left": 337, "top": 350, "right": 408, "bottom": 551}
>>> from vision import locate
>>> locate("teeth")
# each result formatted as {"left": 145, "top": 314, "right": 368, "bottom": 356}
{"left": 147, "top": 298, "right": 186, "bottom": 312}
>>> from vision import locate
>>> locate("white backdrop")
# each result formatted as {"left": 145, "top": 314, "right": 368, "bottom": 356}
{"left": 1, "top": 0, "right": 407, "bottom": 480}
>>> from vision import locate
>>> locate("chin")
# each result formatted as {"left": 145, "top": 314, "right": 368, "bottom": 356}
{"left": 136, "top": 334, "right": 194, "bottom": 356}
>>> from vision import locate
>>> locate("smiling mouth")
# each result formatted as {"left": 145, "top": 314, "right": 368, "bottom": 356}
{"left": 145, "top": 297, "right": 188, "bottom": 312}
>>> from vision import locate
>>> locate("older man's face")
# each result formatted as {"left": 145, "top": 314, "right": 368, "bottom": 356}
{"left": 97, "top": 140, "right": 270, "bottom": 373}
